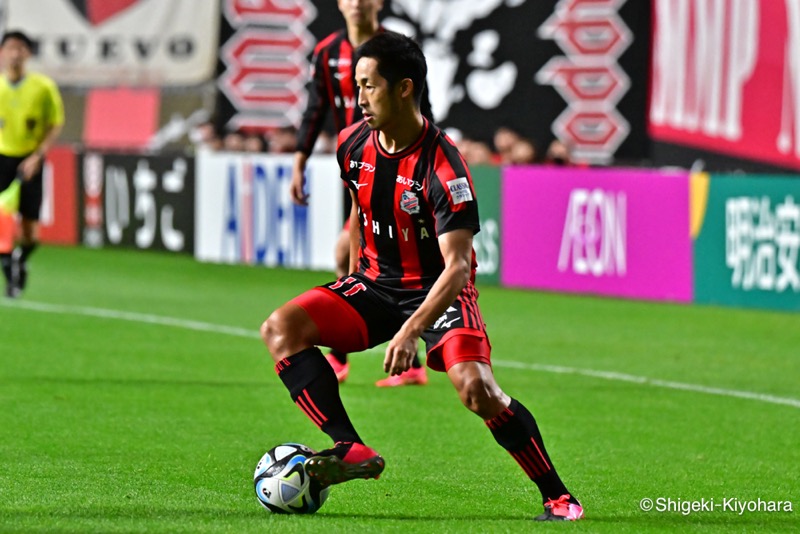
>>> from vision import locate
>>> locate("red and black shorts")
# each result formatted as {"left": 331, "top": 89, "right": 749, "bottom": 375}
{"left": 290, "top": 273, "right": 492, "bottom": 372}
{"left": 0, "top": 153, "right": 44, "bottom": 220}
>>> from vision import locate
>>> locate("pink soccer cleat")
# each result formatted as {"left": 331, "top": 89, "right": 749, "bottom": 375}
{"left": 304, "top": 442, "right": 385, "bottom": 486}
{"left": 534, "top": 494, "right": 584, "bottom": 521}
{"left": 325, "top": 352, "right": 350, "bottom": 383}
{"left": 375, "top": 366, "right": 428, "bottom": 387}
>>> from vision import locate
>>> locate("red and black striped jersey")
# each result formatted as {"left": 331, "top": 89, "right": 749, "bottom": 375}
{"left": 337, "top": 118, "right": 480, "bottom": 290}
{"left": 296, "top": 30, "right": 359, "bottom": 155}
{"left": 296, "top": 28, "right": 434, "bottom": 156}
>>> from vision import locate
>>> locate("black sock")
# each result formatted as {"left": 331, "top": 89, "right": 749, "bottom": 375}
{"left": 276, "top": 347, "right": 361, "bottom": 444}
{"left": 410, "top": 354, "right": 422, "bottom": 369}
{"left": 328, "top": 349, "right": 348, "bottom": 365}
{"left": 486, "top": 398, "right": 574, "bottom": 503}
{"left": 20, "top": 242, "right": 38, "bottom": 264}
{"left": 1, "top": 253, "right": 10, "bottom": 283}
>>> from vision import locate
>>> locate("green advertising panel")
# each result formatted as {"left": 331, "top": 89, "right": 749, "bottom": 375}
{"left": 471, "top": 165, "right": 501, "bottom": 286}
{"left": 693, "top": 174, "right": 800, "bottom": 311}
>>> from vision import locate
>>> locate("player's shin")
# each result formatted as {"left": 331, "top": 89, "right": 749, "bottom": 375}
{"left": 275, "top": 347, "right": 362, "bottom": 444}
{"left": 1, "top": 253, "right": 11, "bottom": 282}
{"left": 485, "top": 398, "right": 576, "bottom": 504}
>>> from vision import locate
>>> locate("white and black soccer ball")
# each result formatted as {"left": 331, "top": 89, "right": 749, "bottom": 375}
{"left": 254, "top": 443, "right": 330, "bottom": 514}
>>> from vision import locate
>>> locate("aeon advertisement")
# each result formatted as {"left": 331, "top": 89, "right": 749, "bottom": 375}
{"left": 501, "top": 166, "right": 693, "bottom": 302}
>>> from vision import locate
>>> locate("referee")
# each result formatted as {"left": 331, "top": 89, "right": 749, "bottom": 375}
{"left": 0, "top": 30, "right": 64, "bottom": 298}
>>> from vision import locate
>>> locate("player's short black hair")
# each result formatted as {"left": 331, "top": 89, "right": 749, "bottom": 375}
{"left": 355, "top": 31, "right": 427, "bottom": 107}
{"left": 1, "top": 30, "right": 33, "bottom": 50}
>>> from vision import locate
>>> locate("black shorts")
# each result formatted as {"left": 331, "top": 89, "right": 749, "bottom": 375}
{"left": 291, "top": 273, "right": 492, "bottom": 372}
{"left": 0, "top": 153, "right": 44, "bottom": 220}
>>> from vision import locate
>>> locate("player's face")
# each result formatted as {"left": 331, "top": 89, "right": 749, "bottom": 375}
{"left": 338, "top": 0, "right": 383, "bottom": 28}
{"left": 356, "top": 57, "right": 400, "bottom": 130}
{"left": 1, "top": 38, "right": 31, "bottom": 71}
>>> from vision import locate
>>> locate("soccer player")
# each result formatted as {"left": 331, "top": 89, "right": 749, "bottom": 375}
{"left": 262, "top": 32, "right": 584, "bottom": 521}
{"left": 0, "top": 30, "right": 64, "bottom": 298}
{"left": 290, "top": 0, "right": 429, "bottom": 387}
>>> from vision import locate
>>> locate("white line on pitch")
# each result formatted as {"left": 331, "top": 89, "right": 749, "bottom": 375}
{"left": 489, "top": 360, "right": 800, "bottom": 410}
{"left": 1, "top": 299, "right": 260, "bottom": 339}
{"left": 3, "top": 299, "right": 799, "bottom": 410}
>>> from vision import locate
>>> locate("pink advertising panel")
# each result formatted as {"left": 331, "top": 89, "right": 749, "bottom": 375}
{"left": 501, "top": 166, "right": 692, "bottom": 302}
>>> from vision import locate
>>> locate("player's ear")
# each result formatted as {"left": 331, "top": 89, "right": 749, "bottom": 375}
{"left": 398, "top": 78, "right": 414, "bottom": 100}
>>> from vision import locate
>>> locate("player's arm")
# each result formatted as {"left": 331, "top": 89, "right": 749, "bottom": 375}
{"left": 291, "top": 49, "right": 331, "bottom": 205}
{"left": 290, "top": 152, "right": 310, "bottom": 205}
{"left": 348, "top": 190, "right": 360, "bottom": 273}
{"left": 384, "top": 228, "right": 473, "bottom": 375}
{"left": 20, "top": 122, "right": 63, "bottom": 181}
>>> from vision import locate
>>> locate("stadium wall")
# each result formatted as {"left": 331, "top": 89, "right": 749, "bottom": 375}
{"left": 194, "top": 151, "right": 343, "bottom": 271}
{"left": 36, "top": 149, "right": 800, "bottom": 312}
{"left": 692, "top": 173, "right": 800, "bottom": 311}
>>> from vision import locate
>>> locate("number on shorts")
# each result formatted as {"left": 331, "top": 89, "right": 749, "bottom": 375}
{"left": 330, "top": 276, "right": 366, "bottom": 297}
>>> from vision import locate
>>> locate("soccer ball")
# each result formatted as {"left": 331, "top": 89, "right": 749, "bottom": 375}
{"left": 253, "top": 443, "right": 330, "bottom": 514}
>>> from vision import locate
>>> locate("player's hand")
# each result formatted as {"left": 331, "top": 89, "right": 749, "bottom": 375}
{"left": 290, "top": 165, "right": 309, "bottom": 205}
{"left": 19, "top": 153, "right": 43, "bottom": 181}
{"left": 384, "top": 332, "right": 418, "bottom": 375}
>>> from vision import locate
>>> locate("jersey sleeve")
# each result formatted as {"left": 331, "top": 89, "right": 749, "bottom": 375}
{"left": 44, "top": 77, "right": 64, "bottom": 127}
{"left": 426, "top": 138, "right": 480, "bottom": 236}
{"left": 295, "top": 44, "right": 331, "bottom": 156}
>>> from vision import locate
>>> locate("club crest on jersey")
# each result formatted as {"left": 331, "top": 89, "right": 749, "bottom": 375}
{"left": 400, "top": 190, "right": 420, "bottom": 215}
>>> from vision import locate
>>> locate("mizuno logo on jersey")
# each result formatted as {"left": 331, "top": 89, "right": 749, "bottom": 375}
{"left": 433, "top": 306, "right": 459, "bottom": 329}
{"left": 351, "top": 180, "right": 367, "bottom": 190}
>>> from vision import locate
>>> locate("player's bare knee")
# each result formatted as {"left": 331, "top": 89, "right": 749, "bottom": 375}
{"left": 261, "top": 309, "right": 292, "bottom": 360}
{"left": 458, "top": 377, "right": 504, "bottom": 419}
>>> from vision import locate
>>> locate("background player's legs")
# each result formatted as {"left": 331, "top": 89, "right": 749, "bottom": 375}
{"left": 327, "top": 226, "right": 427, "bottom": 386}
{"left": 334, "top": 227, "right": 350, "bottom": 279}
{"left": 446, "top": 359, "right": 581, "bottom": 516}
{"left": 15, "top": 217, "right": 38, "bottom": 291}
{"left": 1, "top": 252, "right": 14, "bottom": 297}
{"left": 0, "top": 159, "right": 18, "bottom": 296}
{"left": 325, "top": 227, "right": 352, "bottom": 381}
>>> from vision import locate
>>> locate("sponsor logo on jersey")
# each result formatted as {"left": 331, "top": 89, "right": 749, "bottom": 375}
{"left": 400, "top": 190, "right": 420, "bottom": 215}
{"left": 328, "top": 57, "right": 351, "bottom": 68}
{"left": 397, "top": 175, "right": 423, "bottom": 191}
{"left": 349, "top": 160, "right": 375, "bottom": 172}
{"left": 362, "top": 214, "right": 432, "bottom": 241}
{"left": 447, "top": 177, "right": 473, "bottom": 204}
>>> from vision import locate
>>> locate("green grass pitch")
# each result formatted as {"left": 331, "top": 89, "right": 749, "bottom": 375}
{"left": 1, "top": 246, "right": 798, "bottom": 533}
